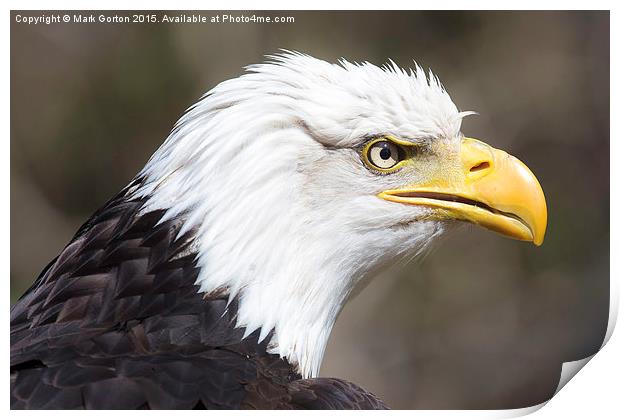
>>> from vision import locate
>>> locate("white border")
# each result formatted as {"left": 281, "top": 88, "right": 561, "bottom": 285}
{"left": 4, "top": 1, "right": 616, "bottom": 418}
{"left": 1, "top": 0, "right": 618, "bottom": 11}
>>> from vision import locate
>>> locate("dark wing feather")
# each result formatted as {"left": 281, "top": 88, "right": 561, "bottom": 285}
{"left": 286, "top": 379, "right": 389, "bottom": 409}
{"left": 11, "top": 181, "right": 388, "bottom": 409}
{"left": 242, "top": 378, "right": 389, "bottom": 409}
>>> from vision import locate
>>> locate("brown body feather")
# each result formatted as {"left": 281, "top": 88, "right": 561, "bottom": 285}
{"left": 10, "top": 183, "right": 387, "bottom": 409}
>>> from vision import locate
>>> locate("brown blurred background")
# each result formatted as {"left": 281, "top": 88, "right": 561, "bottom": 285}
{"left": 10, "top": 11, "right": 609, "bottom": 409}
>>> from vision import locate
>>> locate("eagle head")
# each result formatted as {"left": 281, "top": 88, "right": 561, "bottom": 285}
{"left": 132, "top": 52, "right": 547, "bottom": 378}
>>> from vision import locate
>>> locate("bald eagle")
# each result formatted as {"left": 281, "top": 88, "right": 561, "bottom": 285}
{"left": 10, "top": 52, "right": 547, "bottom": 409}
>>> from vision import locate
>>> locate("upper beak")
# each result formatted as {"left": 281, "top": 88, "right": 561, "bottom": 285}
{"left": 378, "top": 137, "right": 548, "bottom": 245}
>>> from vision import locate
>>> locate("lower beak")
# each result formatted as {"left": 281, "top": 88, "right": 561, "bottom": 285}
{"left": 378, "top": 137, "right": 547, "bottom": 245}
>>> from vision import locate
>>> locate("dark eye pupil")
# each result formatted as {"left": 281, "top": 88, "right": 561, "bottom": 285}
{"left": 379, "top": 147, "right": 391, "bottom": 160}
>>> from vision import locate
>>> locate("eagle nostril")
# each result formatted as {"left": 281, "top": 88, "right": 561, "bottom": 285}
{"left": 470, "top": 161, "right": 491, "bottom": 173}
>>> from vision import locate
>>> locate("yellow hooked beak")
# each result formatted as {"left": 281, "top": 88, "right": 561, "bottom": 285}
{"left": 378, "top": 137, "right": 547, "bottom": 245}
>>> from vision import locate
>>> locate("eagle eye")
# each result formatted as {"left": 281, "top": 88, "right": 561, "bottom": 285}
{"left": 364, "top": 139, "right": 406, "bottom": 171}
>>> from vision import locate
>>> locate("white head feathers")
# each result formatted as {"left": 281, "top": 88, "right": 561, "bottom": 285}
{"left": 131, "top": 52, "right": 469, "bottom": 378}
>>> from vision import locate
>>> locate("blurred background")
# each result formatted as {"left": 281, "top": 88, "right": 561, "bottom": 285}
{"left": 11, "top": 11, "right": 609, "bottom": 409}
